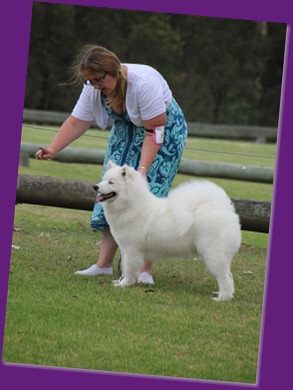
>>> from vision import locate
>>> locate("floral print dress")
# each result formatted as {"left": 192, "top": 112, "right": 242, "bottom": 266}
{"left": 91, "top": 96, "right": 188, "bottom": 231}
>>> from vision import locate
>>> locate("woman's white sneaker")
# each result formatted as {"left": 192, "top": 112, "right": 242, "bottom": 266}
{"left": 74, "top": 264, "right": 113, "bottom": 276}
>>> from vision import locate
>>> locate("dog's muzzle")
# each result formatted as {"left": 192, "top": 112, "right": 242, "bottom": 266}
{"left": 93, "top": 185, "right": 116, "bottom": 203}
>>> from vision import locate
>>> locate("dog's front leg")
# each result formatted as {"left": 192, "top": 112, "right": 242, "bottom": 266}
{"left": 112, "top": 251, "right": 125, "bottom": 285}
{"left": 114, "top": 251, "right": 143, "bottom": 287}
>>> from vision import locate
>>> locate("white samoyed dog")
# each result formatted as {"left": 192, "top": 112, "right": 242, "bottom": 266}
{"left": 94, "top": 161, "right": 241, "bottom": 301}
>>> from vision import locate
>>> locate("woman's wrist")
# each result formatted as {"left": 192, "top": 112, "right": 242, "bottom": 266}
{"left": 139, "top": 166, "right": 148, "bottom": 176}
{"left": 48, "top": 146, "right": 57, "bottom": 156}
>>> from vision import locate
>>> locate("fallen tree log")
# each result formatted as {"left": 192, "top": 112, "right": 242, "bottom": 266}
{"left": 16, "top": 174, "right": 271, "bottom": 233}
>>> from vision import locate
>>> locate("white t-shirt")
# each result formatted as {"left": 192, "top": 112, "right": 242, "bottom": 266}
{"left": 71, "top": 64, "right": 172, "bottom": 129}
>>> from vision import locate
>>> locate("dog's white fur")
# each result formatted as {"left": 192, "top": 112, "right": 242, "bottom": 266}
{"left": 95, "top": 161, "right": 241, "bottom": 300}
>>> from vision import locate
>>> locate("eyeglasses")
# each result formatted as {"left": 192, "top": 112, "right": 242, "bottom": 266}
{"left": 84, "top": 72, "right": 107, "bottom": 86}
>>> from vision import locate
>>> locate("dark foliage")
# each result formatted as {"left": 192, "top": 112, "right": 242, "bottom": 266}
{"left": 25, "top": 3, "right": 286, "bottom": 126}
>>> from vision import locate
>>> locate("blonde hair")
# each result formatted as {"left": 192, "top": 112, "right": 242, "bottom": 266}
{"left": 74, "top": 45, "right": 127, "bottom": 107}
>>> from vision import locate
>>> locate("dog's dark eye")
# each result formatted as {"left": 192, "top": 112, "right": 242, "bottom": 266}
{"left": 109, "top": 181, "right": 114, "bottom": 185}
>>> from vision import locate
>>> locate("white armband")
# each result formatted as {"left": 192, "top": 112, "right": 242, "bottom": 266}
{"left": 153, "top": 125, "right": 165, "bottom": 145}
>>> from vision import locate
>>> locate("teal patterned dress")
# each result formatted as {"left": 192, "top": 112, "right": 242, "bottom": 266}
{"left": 91, "top": 96, "right": 188, "bottom": 231}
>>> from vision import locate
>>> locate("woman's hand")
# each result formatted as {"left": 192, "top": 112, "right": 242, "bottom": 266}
{"left": 35, "top": 146, "right": 56, "bottom": 160}
{"left": 35, "top": 116, "right": 92, "bottom": 161}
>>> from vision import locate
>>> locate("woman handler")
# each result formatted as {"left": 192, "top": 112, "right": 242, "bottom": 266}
{"left": 36, "top": 45, "right": 188, "bottom": 284}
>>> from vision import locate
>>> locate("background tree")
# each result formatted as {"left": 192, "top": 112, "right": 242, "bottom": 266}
{"left": 24, "top": 3, "right": 286, "bottom": 127}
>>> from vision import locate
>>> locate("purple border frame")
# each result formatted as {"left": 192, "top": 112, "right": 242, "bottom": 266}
{"left": 1, "top": 1, "right": 292, "bottom": 389}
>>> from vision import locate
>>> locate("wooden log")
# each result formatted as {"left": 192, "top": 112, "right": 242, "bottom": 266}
{"left": 232, "top": 198, "right": 271, "bottom": 233}
{"left": 19, "top": 153, "right": 30, "bottom": 167}
{"left": 23, "top": 109, "right": 277, "bottom": 142}
{"left": 20, "top": 142, "right": 106, "bottom": 165}
{"left": 187, "top": 122, "right": 277, "bottom": 143}
{"left": 16, "top": 174, "right": 96, "bottom": 212}
{"left": 23, "top": 109, "right": 69, "bottom": 125}
{"left": 179, "top": 159, "right": 274, "bottom": 184}
{"left": 16, "top": 174, "right": 271, "bottom": 233}
{"left": 20, "top": 142, "right": 274, "bottom": 183}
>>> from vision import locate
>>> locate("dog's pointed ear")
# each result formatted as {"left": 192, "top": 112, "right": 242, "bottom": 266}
{"left": 121, "top": 164, "right": 128, "bottom": 178}
{"left": 121, "top": 164, "right": 135, "bottom": 179}
{"left": 107, "top": 160, "right": 117, "bottom": 170}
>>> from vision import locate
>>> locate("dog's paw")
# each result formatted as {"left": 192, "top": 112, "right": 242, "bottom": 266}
{"left": 113, "top": 278, "right": 135, "bottom": 287}
{"left": 212, "top": 297, "right": 233, "bottom": 302}
{"left": 211, "top": 292, "right": 233, "bottom": 301}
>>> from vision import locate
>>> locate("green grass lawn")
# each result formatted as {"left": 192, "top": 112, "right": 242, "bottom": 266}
{"left": 2, "top": 124, "right": 275, "bottom": 383}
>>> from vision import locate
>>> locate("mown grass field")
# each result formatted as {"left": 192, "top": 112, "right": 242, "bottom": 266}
{"left": 2, "top": 125, "right": 276, "bottom": 384}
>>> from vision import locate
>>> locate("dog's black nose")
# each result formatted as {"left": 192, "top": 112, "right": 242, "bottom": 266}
{"left": 93, "top": 184, "right": 99, "bottom": 192}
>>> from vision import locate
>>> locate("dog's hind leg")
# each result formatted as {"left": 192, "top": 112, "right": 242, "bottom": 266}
{"left": 212, "top": 270, "right": 234, "bottom": 301}
{"left": 200, "top": 251, "right": 235, "bottom": 301}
